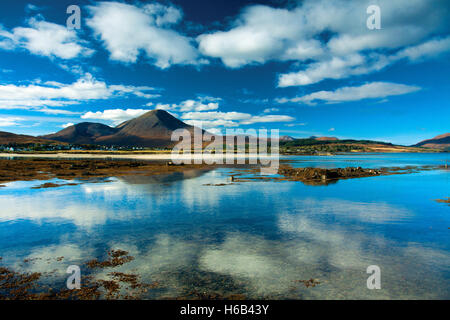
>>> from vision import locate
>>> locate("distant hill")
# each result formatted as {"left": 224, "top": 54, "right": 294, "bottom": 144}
{"left": 41, "top": 122, "right": 118, "bottom": 145}
{"left": 315, "top": 136, "right": 338, "bottom": 141}
{"left": 279, "top": 135, "right": 295, "bottom": 141}
{"left": 41, "top": 110, "right": 197, "bottom": 148}
{"left": 0, "top": 131, "right": 64, "bottom": 145}
{"left": 414, "top": 133, "right": 450, "bottom": 149}
{"left": 278, "top": 137, "right": 434, "bottom": 154}
{"left": 280, "top": 138, "right": 392, "bottom": 148}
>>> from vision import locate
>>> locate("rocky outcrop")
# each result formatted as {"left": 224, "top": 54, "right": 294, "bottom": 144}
{"left": 278, "top": 166, "right": 382, "bottom": 182}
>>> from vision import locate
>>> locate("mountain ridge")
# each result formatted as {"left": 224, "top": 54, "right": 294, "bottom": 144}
{"left": 0, "top": 131, "right": 65, "bottom": 146}
{"left": 414, "top": 133, "right": 450, "bottom": 149}
{"left": 1, "top": 110, "right": 448, "bottom": 151}
{"left": 41, "top": 110, "right": 196, "bottom": 148}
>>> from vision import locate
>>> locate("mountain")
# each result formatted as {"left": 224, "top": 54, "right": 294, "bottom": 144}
{"left": 0, "top": 131, "right": 64, "bottom": 145}
{"left": 414, "top": 133, "right": 450, "bottom": 149}
{"left": 279, "top": 135, "right": 295, "bottom": 141}
{"left": 315, "top": 136, "right": 339, "bottom": 141}
{"left": 41, "top": 110, "right": 197, "bottom": 148}
{"left": 41, "top": 122, "right": 118, "bottom": 145}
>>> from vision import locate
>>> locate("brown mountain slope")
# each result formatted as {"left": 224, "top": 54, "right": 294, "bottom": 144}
{"left": 0, "top": 131, "right": 64, "bottom": 145}
{"left": 315, "top": 136, "right": 339, "bottom": 141}
{"left": 414, "top": 133, "right": 450, "bottom": 149}
{"left": 96, "top": 110, "right": 196, "bottom": 147}
{"left": 40, "top": 110, "right": 198, "bottom": 148}
{"left": 279, "top": 135, "right": 295, "bottom": 141}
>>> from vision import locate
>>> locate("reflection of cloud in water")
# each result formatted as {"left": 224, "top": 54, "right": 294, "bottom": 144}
{"left": 1, "top": 170, "right": 449, "bottom": 299}
{"left": 292, "top": 198, "right": 411, "bottom": 224}
{"left": 199, "top": 232, "right": 304, "bottom": 296}
{"left": 0, "top": 169, "right": 294, "bottom": 229}
{"left": 0, "top": 170, "right": 227, "bottom": 228}
{"left": 10, "top": 243, "right": 94, "bottom": 279}
{"left": 195, "top": 204, "right": 449, "bottom": 299}
{"left": 4, "top": 227, "right": 450, "bottom": 299}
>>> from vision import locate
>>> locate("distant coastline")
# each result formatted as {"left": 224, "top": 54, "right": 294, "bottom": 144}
{"left": 0, "top": 147, "right": 446, "bottom": 161}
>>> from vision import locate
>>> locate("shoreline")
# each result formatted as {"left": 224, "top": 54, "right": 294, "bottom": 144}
{"left": 0, "top": 150, "right": 446, "bottom": 161}
{"left": 0, "top": 157, "right": 446, "bottom": 187}
{"left": 0, "top": 152, "right": 278, "bottom": 161}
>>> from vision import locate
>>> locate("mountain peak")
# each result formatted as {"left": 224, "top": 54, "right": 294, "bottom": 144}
{"left": 41, "top": 109, "right": 194, "bottom": 148}
{"left": 41, "top": 122, "right": 118, "bottom": 145}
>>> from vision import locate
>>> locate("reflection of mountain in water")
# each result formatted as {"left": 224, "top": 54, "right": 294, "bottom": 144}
{"left": 118, "top": 168, "right": 212, "bottom": 186}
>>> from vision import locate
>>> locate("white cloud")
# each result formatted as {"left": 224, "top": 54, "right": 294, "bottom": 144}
{"left": 278, "top": 53, "right": 390, "bottom": 87}
{"left": 175, "top": 99, "right": 219, "bottom": 112}
{"left": 81, "top": 108, "right": 151, "bottom": 125}
{"left": 181, "top": 111, "right": 251, "bottom": 121}
{"left": 184, "top": 119, "right": 239, "bottom": 128}
{"left": 279, "top": 35, "right": 450, "bottom": 87}
{"left": 0, "top": 116, "right": 24, "bottom": 127}
{"left": 196, "top": 0, "right": 450, "bottom": 85}
{"left": 394, "top": 36, "right": 450, "bottom": 61}
{"left": 277, "top": 82, "right": 421, "bottom": 105}
{"left": 87, "top": 2, "right": 203, "bottom": 69}
{"left": 0, "top": 73, "right": 159, "bottom": 112}
{"left": 0, "top": 17, "right": 93, "bottom": 59}
{"left": 154, "top": 96, "right": 221, "bottom": 112}
{"left": 108, "top": 85, "right": 160, "bottom": 99}
{"left": 241, "top": 115, "right": 294, "bottom": 124}
{"left": 61, "top": 122, "right": 74, "bottom": 128}
{"left": 181, "top": 111, "right": 294, "bottom": 128}
{"left": 285, "top": 123, "right": 306, "bottom": 127}
{"left": 197, "top": 5, "right": 325, "bottom": 68}
{"left": 263, "top": 108, "right": 279, "bottom": 113}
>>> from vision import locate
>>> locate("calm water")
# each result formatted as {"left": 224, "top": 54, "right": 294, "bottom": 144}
{"left": 0, "top": 153, "right": 449, "bottom": 299}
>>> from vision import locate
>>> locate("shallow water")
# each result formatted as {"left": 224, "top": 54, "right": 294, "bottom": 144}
{"left": 0, "top": 153, "right": 449, "bottom": 299}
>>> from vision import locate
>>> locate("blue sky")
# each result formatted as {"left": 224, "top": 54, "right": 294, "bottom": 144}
{"left": 0, "top": 0, "right": 449, "bottom": 145}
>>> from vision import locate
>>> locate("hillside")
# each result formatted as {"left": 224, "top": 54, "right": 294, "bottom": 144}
{"left": 279, "top": 138, "right": 434, "bottom": 154}
{"left": 41, "top": 122, "right": 118, "bottom": 145}
{"left": 41, "top": 110, "right": 197, "bottom": 148}
{"left": 414, "top": 133, "right": 450, "bottom": 149}
{"left": 314, "top": 136, "right": 339, "bottom": 141}
{"left": 0, "top": 131, "right": 64, "bottom": 146}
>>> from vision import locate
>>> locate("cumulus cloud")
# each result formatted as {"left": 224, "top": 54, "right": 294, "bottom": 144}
{"left": 241, "top": 115, "right": 294, "bottom": 124}
{"left": 87, "top": 1, "right": 203, "bottom": 69}
{"left": 394, "top": 36, "right": 450, "bottom": 61}
{"left": 277, "top": 82, "right": 421, "bottom": 105}
{"left": 163, "top": 100, "right": 218, "bottom": 112}
{"left": 0, "top": 17, "right": 93, "bottom": 59}
{"left": 154, "top": 96, "right": 221, "bottom": 112}
{"left": 81, "top": 108, "right": 151, "bottom": 125}
{"left": 182, "top": 111, "right": 251, "bottom": 121}
{"left": 197, "top": 5, "right": 325, "bottom": 68}
{"left": 0, "top": 73, "right": 159, "bottom": 112}
{"left": 278, "top": 53, "right": 390, "bottom": 87}
{"left": 184, "top": 119, "right": 239, "bottom": 128}
{"left": 196, "top": 0, "right": 450, "bottom": 85}
{"left": 181, "top": 111, "right": 294, "bottom": 128}
{"left": 263, "top": 108, "right": 279, "bottom": 113}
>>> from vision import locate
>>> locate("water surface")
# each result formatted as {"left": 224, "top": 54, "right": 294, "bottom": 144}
{"left": 0, "top": 153, "right": 449, "bottom": 299}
